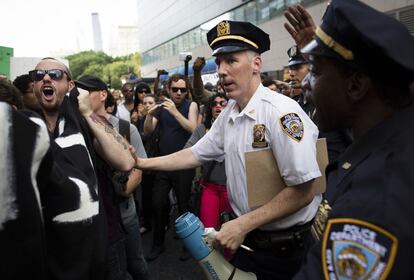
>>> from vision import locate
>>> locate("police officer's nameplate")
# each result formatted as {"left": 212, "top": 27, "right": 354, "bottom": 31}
{"left": 252, "top": 124, "right": 268, "bottom": 148}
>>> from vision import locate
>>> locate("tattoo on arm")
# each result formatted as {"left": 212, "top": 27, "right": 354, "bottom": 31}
{"left": 89, "top": 113, "right": 128, "bottom": 150}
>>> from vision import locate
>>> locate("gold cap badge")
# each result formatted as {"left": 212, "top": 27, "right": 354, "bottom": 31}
{"left": 217, "top": 21, "right": 230, "bottom": 37}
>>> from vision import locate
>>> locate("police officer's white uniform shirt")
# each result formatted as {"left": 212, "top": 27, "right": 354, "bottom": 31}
{"left": 192, "top": 84, "right": 322, "bottom": 230}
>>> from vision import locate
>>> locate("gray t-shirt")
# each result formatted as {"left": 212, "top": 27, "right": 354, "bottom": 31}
{"left": 108, "top": 115, "right": 147, "bottom": 224}
{"left": 185, "top": 124, "right": 226, "bottom": 185}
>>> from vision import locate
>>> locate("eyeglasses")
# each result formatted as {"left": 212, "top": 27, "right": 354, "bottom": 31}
{"left": 212, "top": 100, "right": 228, "bottom": 107}
{"left": 137, "top": 89, "right": 147, "bottom": 93}
{"left": 29, "top": 69, "right": 69, "bottom": 81}
{"left": 171, "top": 87, "right": 187, "bottom": 93}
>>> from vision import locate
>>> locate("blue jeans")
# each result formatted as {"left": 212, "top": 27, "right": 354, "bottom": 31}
{"left": 124, "top": 215, "right": 149, "bottom": 280}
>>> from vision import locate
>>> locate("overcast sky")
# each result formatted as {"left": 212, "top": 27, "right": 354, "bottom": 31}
{"left": 1, "top": 0, "right": 138, "bottom": 57}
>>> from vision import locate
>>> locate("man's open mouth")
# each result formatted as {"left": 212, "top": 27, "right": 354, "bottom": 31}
{"left": 42, "top": 86, "right": 54, "bottom": 101}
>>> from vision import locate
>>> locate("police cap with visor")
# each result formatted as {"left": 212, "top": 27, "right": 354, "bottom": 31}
{"left": 301, "top": 0, "right": 414, "bottom": 86}
{"left": 207, "top": 20, "right": 270, "bottom": 56}
{"left": 287, "top": 45, "right": 307, "bottom": 67}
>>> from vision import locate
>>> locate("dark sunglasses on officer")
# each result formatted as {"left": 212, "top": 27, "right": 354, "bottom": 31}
{"left": 29, "top": 69, "right": 70, "bottom": 81}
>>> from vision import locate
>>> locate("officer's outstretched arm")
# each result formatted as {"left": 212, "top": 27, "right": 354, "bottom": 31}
{"left": 135, "top": 147, "right": 202, "bottom": 171}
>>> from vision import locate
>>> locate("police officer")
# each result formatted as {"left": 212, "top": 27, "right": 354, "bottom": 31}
{"left": 284, "top": 0, "right": 414, "bottom": 278}
{"left": 136, "top": 20, "right": 322, "bottom": 279}
{"left": 287, "top": 45, "right": 314, "bottom": 116}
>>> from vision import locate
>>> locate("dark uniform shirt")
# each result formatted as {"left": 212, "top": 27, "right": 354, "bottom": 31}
{"left": 294, "top": 102, "right": 414, "bottom": 279}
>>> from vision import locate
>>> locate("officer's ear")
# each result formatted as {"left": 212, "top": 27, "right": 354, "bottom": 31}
{"left": 347, "top": 71, "right": 371, "bottom": 102}
{"left": 251, "top": 54, "right": 262, "bottom": 75}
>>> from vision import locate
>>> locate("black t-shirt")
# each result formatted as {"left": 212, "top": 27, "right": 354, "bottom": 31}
{"left": 155, "top": 99, "right": 192, "bottom": 156}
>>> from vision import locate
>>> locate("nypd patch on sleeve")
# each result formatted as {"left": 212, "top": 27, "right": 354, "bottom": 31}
{"left": 322, "top": 218, "right": 398, "bottom": 280}
{"left": 280, "top": 113, "right": 304, "bottom": 141}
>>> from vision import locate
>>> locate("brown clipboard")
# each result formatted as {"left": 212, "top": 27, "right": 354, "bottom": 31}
{"left": 245, "top": 138, "right": 328, "bottom": 209}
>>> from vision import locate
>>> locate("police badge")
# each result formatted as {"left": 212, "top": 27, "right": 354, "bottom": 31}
{"left": 217, "top": 21, "right": 230, "bottom": 37}
{"left": 322, "top": 218, "right": 398, "bottom": 280}
{"left": 280, "top": 113, "right": 304, "bottom": 141}
{"left": 252, "top": 124, "right": 268, "bottom": 148}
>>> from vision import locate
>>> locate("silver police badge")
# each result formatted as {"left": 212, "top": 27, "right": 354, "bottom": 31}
{"left": 280, "top": 113, "right": 304, "bottom": 141}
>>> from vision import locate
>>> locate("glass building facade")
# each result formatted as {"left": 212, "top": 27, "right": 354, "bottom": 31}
{"left": 142, "top": 0, "right": 319, "bottom": 67}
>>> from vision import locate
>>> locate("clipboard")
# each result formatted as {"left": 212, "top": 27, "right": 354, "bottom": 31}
{"left": 245, "top": 138, "right": 328, "bottom": 209}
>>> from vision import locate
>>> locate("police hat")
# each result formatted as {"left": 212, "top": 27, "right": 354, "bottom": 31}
{"left": 301, "top": 0, "right": 414, "bottom": 85}
{"left": 287, "top": 45, "right": 308, "bottom": 67}
{"left": 75, "top": 75, "right": 108, "bottom": 91}
{"left": 207, "top": 20, "right": 270, "bottom": 56}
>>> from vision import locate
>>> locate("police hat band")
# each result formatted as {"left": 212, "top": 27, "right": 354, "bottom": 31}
{"left": 210, "top": 35, "right": 259, "bottom": 50}
{"left": 315, "top": 27, "right": 354, "bottom": 60}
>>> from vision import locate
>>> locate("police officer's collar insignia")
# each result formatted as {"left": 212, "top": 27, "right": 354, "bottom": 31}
{"left": 217, "top": 21, "right": 230, "bottom": 37}
{"left": 311, "top": 200, "right": 331, "bottom": 241}
{"left": 322, "top": 218, "right": 398, "bottom": 280}
{"left": 342, "top": 162, "right": 351, "bottom": 169}
{"left": 252, "top": 124, "right": 268, "bottom": 148}
{"left": 280, "top": 113, "right": 304, "bottom": 142}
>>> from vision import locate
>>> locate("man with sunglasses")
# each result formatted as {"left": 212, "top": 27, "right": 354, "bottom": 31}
{"left": 29, "top": 57, "right": 135, "bottom": 279}
{"left": 143, "top": 73, "right": 198, "bottom": 261}
{"left": 136, "top": 21, "right": 321, "bottom": 279}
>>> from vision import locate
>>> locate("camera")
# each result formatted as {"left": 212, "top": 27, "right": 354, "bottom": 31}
{"left": 179, "top": 52, "right": 192, "bottom": 62}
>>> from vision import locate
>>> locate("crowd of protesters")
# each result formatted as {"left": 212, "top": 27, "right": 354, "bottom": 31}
{"left": 2, "top": 0, "right": 414, "bottom": 279}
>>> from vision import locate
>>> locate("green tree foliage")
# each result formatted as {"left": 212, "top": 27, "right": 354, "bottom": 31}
{"left": 65, "top": 51, "right": 141, "bottom": 89}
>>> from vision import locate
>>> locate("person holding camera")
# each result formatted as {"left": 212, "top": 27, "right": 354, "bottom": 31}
{"left": 143, "top": 74, "right": 198, "bottom": 261}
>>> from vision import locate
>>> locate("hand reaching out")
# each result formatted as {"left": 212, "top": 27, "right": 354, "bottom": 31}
{"left": 284, "top": 4, "right": 317, "bottom": 50}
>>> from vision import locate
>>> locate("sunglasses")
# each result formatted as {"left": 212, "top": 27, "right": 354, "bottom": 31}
{"left": 212, "top": 100, "right": 228, "bottom": 107}
{"left": 137, "top": 89, "right": 147, "bottom": 93}
{"left": 29, "top": 69, "right": 69, "bottom": 81}
{"left": 171, "top": 87, "right": 187, "bottom": 93}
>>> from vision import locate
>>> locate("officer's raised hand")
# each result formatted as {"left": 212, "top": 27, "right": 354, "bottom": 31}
{"left": 284, "top": 4, "right": 316, "bottom": 49}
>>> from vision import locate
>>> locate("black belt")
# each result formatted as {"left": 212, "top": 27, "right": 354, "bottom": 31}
{"left": 245, "top": 220, "right": 313, "bottom": 252}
